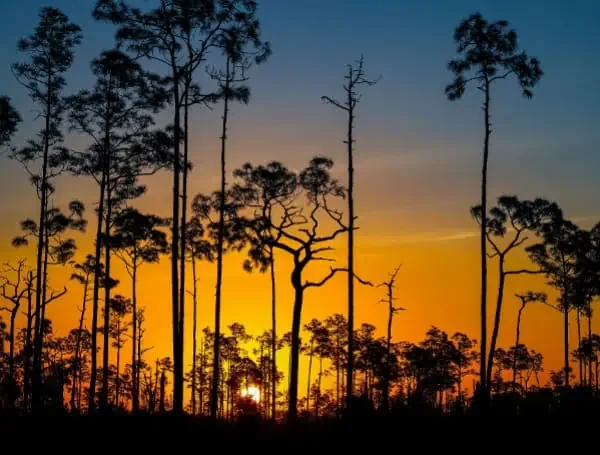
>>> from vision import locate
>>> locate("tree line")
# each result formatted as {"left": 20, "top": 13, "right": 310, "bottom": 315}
{"left": 0, "top": 2, "right": 598, "bottom": 418}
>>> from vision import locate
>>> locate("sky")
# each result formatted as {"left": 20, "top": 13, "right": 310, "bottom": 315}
{"left": 0, "top": 0, "right": 599, "bottom": 393}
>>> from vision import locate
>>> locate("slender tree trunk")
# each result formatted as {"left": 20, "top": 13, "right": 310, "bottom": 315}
{"left": 383, "top": 290, "right": 393, "bottom": 410}
{"left": 191, "top": 253, "right": 198, "bottom": 415}
{"left": 171, "top": 69, "right": 183, "bottom": 415}
{"left": 564, "top": 292, "right": 570, "bottom": 386}
{"left": 316, "top": 356, "right": 323, "bottom": 417}
{"left": 288, "top": 280, "right": 303, "bottom": 420}
{"left": 101, "top": 179, "right": 113, "bottom": 409}
{"left": 179, "top": 59, "right": 190, "bottom": 415}
{"left": 23, "top": 273, "right": 34, "bottom": 410}
{"left": 346, "top": 96, "right": 356, "bottom": 411}
{"left": 32, "top": 76, "right": 52, "bottom": 412}
{"left": 577, "top": 308, "right": 582, "bottom": 385}
{"left": 479, "top": 79, "right": 491, "bottom": 402}
{"left": 487, "top": 258, "right": 505, "bottom": 387}
{"left": 513, "top": 300, "right": 526, "bottom": 393}
{"left": 588, "top": 311, "right": 593, "bottom": 389}
{"left": 8, "top": 308, "right": 17, "bottom": 377}
{"left": 131, "top": 252, "right": 138, "bottom": 412}
{"left": 116, "top": 322, "right": 121, "bottom": 406}
{"left": 89, "top": 134, "right": 108, "bottom": 413}
{"left": 71, "top": 273, "right": 89, "bottom": 411}
{"left": 38, "top": 226, "right": 51, "bottom": 388}
{"left": 270, "top": 246, "right": 277, "bottom": 420}
{"left": 306, "top": 341, "right": 314, "bottom": 412}
{"left": 211, "top": 57, "right": 230, "bottom": 420}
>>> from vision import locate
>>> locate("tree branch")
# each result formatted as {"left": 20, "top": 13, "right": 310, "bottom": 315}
{"left": 505, "top": 269, "right": 543, "bottom": 276}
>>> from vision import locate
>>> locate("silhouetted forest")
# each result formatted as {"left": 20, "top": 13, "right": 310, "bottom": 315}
{"left": 0, "top": 1, "right": 599, "bottom": 424}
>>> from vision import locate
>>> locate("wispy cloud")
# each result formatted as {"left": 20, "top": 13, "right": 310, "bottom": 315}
{"left": 366, "top": 213, "right": 599, "bottom": 247}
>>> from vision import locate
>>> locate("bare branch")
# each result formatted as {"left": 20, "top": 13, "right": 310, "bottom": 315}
{"left": 505, "top": 269, "right": 543, "bottom": 276}
{"left": 320, "top": 96, "right": 348, "bottom": 111}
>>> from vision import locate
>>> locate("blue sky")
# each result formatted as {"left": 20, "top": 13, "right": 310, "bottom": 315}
{"left": 0, "top": 0, "right": 599, "bottom": 235}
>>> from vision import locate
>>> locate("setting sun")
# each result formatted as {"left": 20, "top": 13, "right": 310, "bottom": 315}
{"left": 241, "top": 386, "right": 260, "bottom": 403}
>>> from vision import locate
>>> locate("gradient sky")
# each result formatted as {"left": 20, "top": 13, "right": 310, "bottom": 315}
{"left": 1, "top": 0, "right": 599, "bottom": 391}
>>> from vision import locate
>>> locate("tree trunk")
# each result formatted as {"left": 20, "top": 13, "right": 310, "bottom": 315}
{"left": 170, "top": 68, "right": 183, "bottom": 416}
{"left": 316, "top": 356, "right": 323, "bottom": 418}
{"left": 306, "top": 341, "right": 314, "bottom": 412}
{"left": 211, "top": 57, "right": 230, "bottom": 420}
{"left": 89, "top": 132, "right": 108, "bottom": 413}
{"left": 159, "top": 371, "right": 166, "bottom": 413}
{"left": 563, "top": 292, "right": 570, "bottom": 386}
{"left": 486, "top": 258, "right": 505, "bottom": 388}
{"left": 588, "top": 311, "right": 593, "bottom": 389}
{"left": 577, "top": 308, "right": 582, "bottom": 385}
{"left": 479, "top": 79, "right": 491, "bottom": 401}
{"left": 383, "top": 292, "right": 393, "bottom": 410}
{"left": 270, "top": 246, "right": 277, "bottom": 420}
{"left": 32, "top": 75, "right": 52, "bottom": 412}
{"left": 288, "top": 283, "right": 303, "bottom": 420}
{"left": 191, "top": 253, "right": 198, "bottom": 415}
{"left": 71, "top": 273, "right": 89, "bottom": 412}
{"left": 101, "top": 178, "right": 113, "bottom": 410}
{"left": 23, "top": 273, "right": 34, "bottom": 410}
{"left": 178, "top": 55, "right": 190, "bottom": 415}
{"left": 513, "top": 301, "right": 526, "bottom": 393}
{"left": 131, "top": 250, "right": 138, "bottom": 412}
{"left": 116, "top": 320, "right": 121, "bottom": 406}
{"left": 346, "top": 95, "right": 356, "bottom": 411}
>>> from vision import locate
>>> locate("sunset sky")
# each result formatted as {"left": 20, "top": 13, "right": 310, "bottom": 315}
{"left": 0, "top": 0, "right": 599, "bottom": 391}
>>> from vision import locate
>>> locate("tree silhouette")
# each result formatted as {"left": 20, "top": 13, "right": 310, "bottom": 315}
{"left": 184, "top": 216, "right": 214, "bottom": 415}
{"left": 104, "top": 294, "right": 132, "bottom": 406}
{"left": 10, "top": 7, "right": 82, "bottom": 410}
{"left": 324, "top": 313, "right": 348, "bottom": 411}
{"left": 232, "top": 157, "right": 372, "bottom": 419}
{"left": 376, "top": 265, "right": 405, "bottom": 411}
{"left": 451, "top": 332, "right": 478, "bottom": 404}
{"left": 192, "top": 190, "right": 247, "bottom": 417}
{"left": 93, "top": 0, "right": 270, "bottom": 413}
{"left": 513, "top": 291, "right": 547, "bottom": 391}
{"left": 208, "top": 24, "right": 269, "bottom": 421}
{"left": 66, "top": 48, "right": 168, "bottom": 412}
{"left": 526, "top": 209, "right": 588, "bottom": 386}
{"left": 0, "top": 96, "right": 21, "bottom": 148}
{"left": 322, "top": 56, "right": 380, "bottom": 407}
{"left": 471, "top": 195, "right": 553, "bottom": 387}
{"left": 236, "top": 161, "right": 297, "bottom": 418}
{"left": 111, "top": 208, "right": 168, "bottom": 411}
{"left": 69, "top": 254, "right": 99, "bottom": 412}
{"left": 0, "top": 260, "right": 30, "bottom": 377}
{"left": 445, "top": 12, "right": 543, "bottom": 399}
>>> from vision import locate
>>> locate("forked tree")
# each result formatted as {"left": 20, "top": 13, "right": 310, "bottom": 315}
{"left": 445, "top": 12, "right": 543, "bottom": 397}
{"left": 376, "top": 264, "right": 405, "bottom": 410}
{"left": 321, "top": 55, "right": 380, "bottom": 405}
{"left": 471, "top": 195, "right": 553, "bottom": 387}
{"left": 236, "top": 161, "right": 296, "bottom": 420}
{"left": 0, "top": 260, "right": 30, "bottom": 376}
{"left": 10, "top": 7, "right": 82, "bottom": 409}
{"left": 232, "top": 157, "right": 372, "bottom": 419}
{"left": 512, "top": 291, "right": 548, "bottom": 391}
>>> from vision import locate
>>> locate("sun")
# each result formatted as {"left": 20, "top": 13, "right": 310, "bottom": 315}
{"left": 241, "top": 386, "right": 260, "bottom": 403}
